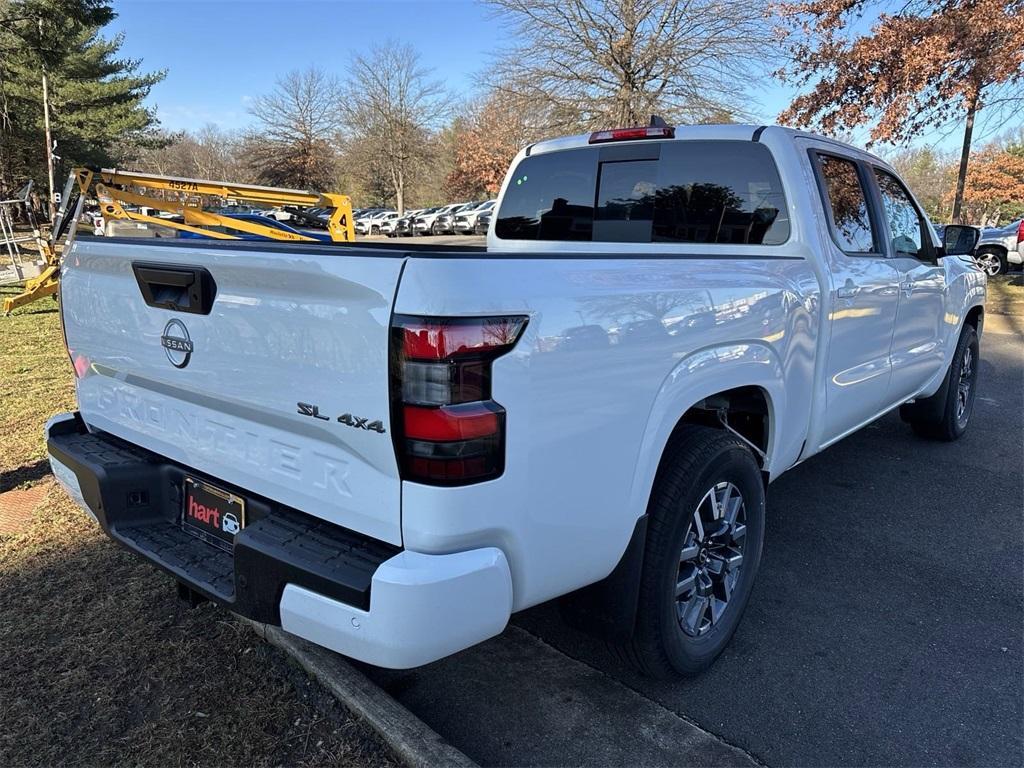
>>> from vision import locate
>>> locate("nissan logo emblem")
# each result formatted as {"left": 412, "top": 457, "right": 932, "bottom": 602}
{"left": 160, "top": 318, "right": 193, "bottom": 368}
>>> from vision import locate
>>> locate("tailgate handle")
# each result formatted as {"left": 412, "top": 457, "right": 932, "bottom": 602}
{"left": 132, "top": 262, "right": 217, "bottom": 315}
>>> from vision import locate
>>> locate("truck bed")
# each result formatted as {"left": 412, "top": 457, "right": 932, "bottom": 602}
{"left": 80, "top": 233, "right": 488, "bottom": 256}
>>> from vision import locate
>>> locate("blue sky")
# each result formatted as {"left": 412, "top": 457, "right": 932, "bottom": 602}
{"left": 104, "top": 0, "right": 970, "bottom": 152}
{"left": 105, "top": 0, "right": 799, "bottom": 131}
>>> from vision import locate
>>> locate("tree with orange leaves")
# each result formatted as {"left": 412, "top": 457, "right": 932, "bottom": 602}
{"left": 445, "top": 95, "right": 535, "bottom": 200}
{"left": 775, "top": 0, "right": 1024, "bottom": 223}
{"left": 948, "top": 146, "right": 1024, "bottom": 225}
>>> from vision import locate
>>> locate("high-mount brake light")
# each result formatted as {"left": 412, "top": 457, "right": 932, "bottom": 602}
{"left": 588, "top": 126, "right": 675, "bottom": 144}
{"left": 391, "top": 315, "right": 527, "bottom": 485}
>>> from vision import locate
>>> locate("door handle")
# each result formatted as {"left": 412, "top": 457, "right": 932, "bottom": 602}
{"left": 900, "top": 280, "right": 914, "bottom": 297}
{"left": 837, "top": 284, "right": 859, "bottom": 299}
{"left": 132, "top": 262, "right": 217, "bottom": 315}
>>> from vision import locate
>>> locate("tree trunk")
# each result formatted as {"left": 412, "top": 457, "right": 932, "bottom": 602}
{"left": 951, "top": 94, "right": 978, "bottom": 224}
{"left": 393, "top": 168, "right": 404, "bottom": 216}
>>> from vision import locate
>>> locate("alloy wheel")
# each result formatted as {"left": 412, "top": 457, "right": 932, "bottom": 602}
{"left": 975, "top": 252, "right": 1002, "bottom": 276}
{"left": 956, "top": 345, "right": 975, "bottom": 424}
{"left": 676, "top": 481, "right": 746, "bottom": 637}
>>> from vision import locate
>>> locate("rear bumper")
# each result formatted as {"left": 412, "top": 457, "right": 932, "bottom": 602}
{"left": 46, "top": 412, "right": 512, "bottom": 668}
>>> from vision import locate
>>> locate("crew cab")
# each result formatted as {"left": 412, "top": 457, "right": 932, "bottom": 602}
{"left": 46, "top": 123, "right": 985, "bottom": 677}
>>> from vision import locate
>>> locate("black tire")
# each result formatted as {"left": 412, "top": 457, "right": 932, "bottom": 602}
{"left": 370, "top": 225, "right": 380, "bottom": 236}
{"left": 901, "top": 324, "right": 979, "bottom": 441}
{"left": 431, "top": 222, "right": 441, "bottom": 235}
{"left": 619, "top": 426, "right": 765, "bottom": 678}
{"left": 975, "top": 247, "right": 1007, "bottom": 277}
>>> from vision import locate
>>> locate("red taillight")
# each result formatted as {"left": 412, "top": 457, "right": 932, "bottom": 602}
{"left": 404, "top": 403, "right": 500, "bottom": 441}
{"left": 391, "top": 315, "right": 527, "bottom": 486}
{"left": 588, "top": 126, "right": 675, "bottom": 144}
{"left": 1017, "top": 219, "right": 1023, "bottom": 246}
{"left": 401, "top": 317, "right": 525, "bottom": 360}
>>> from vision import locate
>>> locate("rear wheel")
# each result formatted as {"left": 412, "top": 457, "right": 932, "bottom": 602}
{"left": 371, "top": 225, "right": 380, "bottom": 236}
{"left": 901, "top": 324, "right": 979, "bottom": 441}
{"left": 975, "top": 248, "right": 1007, "bottom": 276}
{"left": 619, "top": 426, "right": 765, "bottom": 678}
{"left": 431, "top": 222, "right": 441, "bottom": 235}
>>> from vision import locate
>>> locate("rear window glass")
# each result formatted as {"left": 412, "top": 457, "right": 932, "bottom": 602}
{"left": 495, "top": 140, "right": 789, "bottom": 245}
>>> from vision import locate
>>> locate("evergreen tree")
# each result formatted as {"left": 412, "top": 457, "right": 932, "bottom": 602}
{"left": 0, "top": 0, "right": 164, "bottom": 199}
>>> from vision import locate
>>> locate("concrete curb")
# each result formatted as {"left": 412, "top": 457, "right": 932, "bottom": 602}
{"left": 244, "top": 620, "right": 478, "bottom": 768}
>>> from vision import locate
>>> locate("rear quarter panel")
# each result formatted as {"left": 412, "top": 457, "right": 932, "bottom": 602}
{"left": 395, "top": 252, "right": 820, "bottom": 610}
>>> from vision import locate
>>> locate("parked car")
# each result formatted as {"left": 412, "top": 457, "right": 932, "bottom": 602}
{"left": 435, "top": 202, "right": 478, "bottom": 235}
{"left": 413, "top": 204, "right": 458, "bottom": 235}
{"left": 48, "top": 123, "right": 985, "bottom": 679}
{"left": 973, "top": 219, "right": 1023, "bottom": 276}
{"left": 474, "top": 211, "right": 492, "bottom": 235}
{"left": 355, "top": 210, "right": 397, "bottom": 236}
{"left": 393, "top": 212, "right": 417, "bottom": 237}
{"left": 453, "top": 200, "right": 496, "bottom": 234}
{"left": 379, "top": 212, "right": 406, "bottom": 236}
{"left": 263, "top": 207, "right": 294, "bottom": 223}
{"left": 391, "top": 209, "right": 424, "bottom": 237}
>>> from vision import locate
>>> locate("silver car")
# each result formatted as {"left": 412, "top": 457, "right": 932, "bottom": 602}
{"left": 973, "top": 219, "right": 1023, "bottom": 276}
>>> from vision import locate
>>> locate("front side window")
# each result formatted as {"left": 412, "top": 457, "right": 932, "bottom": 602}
{"left": 874, "top": 169, "right": 928, "bottom": 260}
{"left": 816, "top": 155, "right": 876, "bottom": 253}
{"left": 495, "top": 141, "right": 789, "bottom": 245}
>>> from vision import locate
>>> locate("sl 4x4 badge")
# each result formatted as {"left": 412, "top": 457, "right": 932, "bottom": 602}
{"left": 297, "top": 402, "right": 386, "bottom": 434}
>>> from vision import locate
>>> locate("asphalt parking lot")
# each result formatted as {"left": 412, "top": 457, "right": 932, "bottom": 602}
{"left": 366, "top": 327, "right": 1023, "bottom": 767}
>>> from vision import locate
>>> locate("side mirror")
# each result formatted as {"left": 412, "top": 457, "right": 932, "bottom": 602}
{"left": 942, "top": 224, "right": 980, "bottom": 256}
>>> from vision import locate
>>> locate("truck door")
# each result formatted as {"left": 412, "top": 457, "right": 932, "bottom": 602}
{"left": 809, "top": 150, "right": 901, "bottom": 446}
{"left": 868, "top": 167, "right": 948, "bottom": 403}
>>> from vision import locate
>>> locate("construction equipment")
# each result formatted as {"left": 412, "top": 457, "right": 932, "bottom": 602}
{"left": 1, "top": 181, "right": 62, "bottom": 314}
{"left": 2, "top": 168, "right": 356, "bottom": 314}
{"left": 80, "top": 168, "right": 356, "bottom": 243}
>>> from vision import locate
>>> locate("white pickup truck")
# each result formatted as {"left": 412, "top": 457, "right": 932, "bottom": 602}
{"left": 47, "top": 124, "right": 985, "bottom": 677}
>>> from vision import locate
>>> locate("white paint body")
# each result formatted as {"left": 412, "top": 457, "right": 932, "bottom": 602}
{"left": 59, "top": 126, "right": 986, "bottom": 667}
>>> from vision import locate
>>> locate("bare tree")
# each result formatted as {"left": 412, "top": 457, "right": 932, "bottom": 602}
{"left": 482, "top": 0, "right": 775, "bottom": 132}
{"left": 121, "top": 125, "right": 254, "bottom": 183}
{"left": 247, "top": 67, "right": 341, "bottom": 189}
{"left": 338, "top": 42, "right": 452, "bottom": 214}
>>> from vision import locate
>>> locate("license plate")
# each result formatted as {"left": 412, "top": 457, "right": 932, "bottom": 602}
{"left": 182, "top": 477, "right": 245, "bottom": 550}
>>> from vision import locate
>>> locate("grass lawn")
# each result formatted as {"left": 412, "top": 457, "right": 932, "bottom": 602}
{"left": 0, "top": 285, "right": 397, "bottom": 767}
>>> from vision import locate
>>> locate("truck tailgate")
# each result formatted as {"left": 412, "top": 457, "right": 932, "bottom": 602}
{"left": 62, "top": 239, "right": 405, "bottom": 545}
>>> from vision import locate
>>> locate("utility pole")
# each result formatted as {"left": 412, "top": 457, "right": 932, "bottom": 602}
{"left": 39, "top": 17, "right": 56, "bottom": 222}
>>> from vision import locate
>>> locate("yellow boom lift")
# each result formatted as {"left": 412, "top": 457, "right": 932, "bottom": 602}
{"left": 2, "top": 168, "right": 356, "bottom": 314}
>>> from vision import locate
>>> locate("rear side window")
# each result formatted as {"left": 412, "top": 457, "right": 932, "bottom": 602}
{"left": 816, "top": 155, "right": 876, "bottom": 253}
{"left": 495, "top": 141, "right": 790, "bottom": 245}
{"left": 496, "top": 150, "right": 595, "bottom": 241}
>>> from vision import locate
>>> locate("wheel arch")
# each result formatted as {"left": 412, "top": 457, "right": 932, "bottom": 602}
{"left": 976, "top": 243, "right": 1008, "bottom": 256}
{"left": 964, "top": 303, "right": 984, "bottom": 335}
{"left": 627, "top": 342, "right": 787, "bottom": 525}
